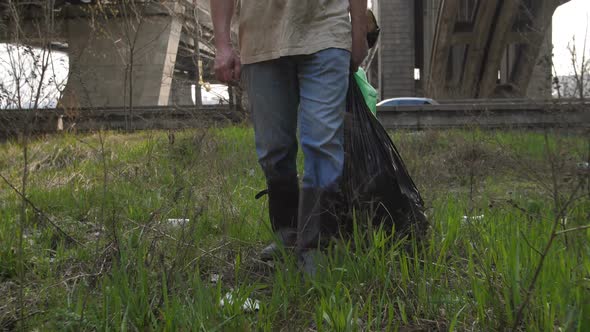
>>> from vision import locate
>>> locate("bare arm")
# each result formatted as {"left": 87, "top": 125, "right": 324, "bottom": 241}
{"left": 210, "top": 0, "right": 240, "bottom": 83}
{"left": 349, "top": 0, "right": 368, "bottom": 72}
{"left": 210, "top": 0, "right": 234, "bottom": 49}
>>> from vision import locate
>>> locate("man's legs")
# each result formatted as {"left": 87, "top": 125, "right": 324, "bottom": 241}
{"left": 242, "top": 58, "right": 300, "bottom": 257}
{"left": 296, "top": 48, "right": 350, "bottom": 271}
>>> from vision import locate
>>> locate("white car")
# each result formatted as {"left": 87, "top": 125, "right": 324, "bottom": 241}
{"left": 377, "top": 97, "right": 439, "bottom": 107}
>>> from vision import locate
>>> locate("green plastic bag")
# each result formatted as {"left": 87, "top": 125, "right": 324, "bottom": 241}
{"left": 353, "top": 68, "right": 378, "bottom": 116}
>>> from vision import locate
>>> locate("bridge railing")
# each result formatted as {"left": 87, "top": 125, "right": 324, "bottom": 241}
{"left": 0, "top": 105, "right": 240, "bottom": 139}
{"left": 376, "top": 100, "right": 590, "bottom": 129}
{"left": 1, "top": 100, "right": 588, "bottom": 138}
{"left": 436, "top": 98, "right": 586, "bottom": 105}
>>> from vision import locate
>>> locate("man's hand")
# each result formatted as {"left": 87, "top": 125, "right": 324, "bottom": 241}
{"left": 349, "top": 1, "right": 368, "bottom": 72}
{"left": 214, "top": 45, "right": 241, "bottom": 84}
{"left": 210, "top": 0, "right": 240, "bottom": 84}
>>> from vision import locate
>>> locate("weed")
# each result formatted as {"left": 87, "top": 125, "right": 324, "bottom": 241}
{"left": 0, "top": 128, "right": 588, "bottom": 331}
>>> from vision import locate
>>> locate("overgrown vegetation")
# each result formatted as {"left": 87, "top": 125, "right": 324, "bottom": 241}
{"left": 0, "top": 127, "right": 588, "bottom": 331}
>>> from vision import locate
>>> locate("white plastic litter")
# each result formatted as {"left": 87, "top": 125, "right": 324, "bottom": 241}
{"left": 219, "top": 292, "right": 260, "bottom": 312}
{"left": 166, "top": 218, "right": 189, "bottom": 227}
{"left": 462, "top": 215, "right": 484, "bottom": 223}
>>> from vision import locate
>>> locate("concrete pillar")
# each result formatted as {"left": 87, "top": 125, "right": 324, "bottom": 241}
{"left": 60, "top": 9, "right": 182, "bottom": 108}
{"left": 378, "top": 0, "right": 415, "bottom": 98}
{"left": 423, "top": 0, "right": 441, "bottom": 91}
{"left": 526, "top": 28, "right": 553, "bottom": 99}
{"left": 168, "top": 72, "right": 195, "bottom": 106}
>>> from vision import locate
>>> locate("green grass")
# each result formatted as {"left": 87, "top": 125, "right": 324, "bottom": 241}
{"left": 0, "top": 127, "right": 589, "bottom": 331}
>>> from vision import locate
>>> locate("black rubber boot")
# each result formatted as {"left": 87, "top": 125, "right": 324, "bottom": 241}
{"left": 260, "top": 228, "right": 297, "bottom": 261}
{"left": 258, "top": 176, "right": 299, "bottom": 261}
{"left": 296, "top": 188, "right": 343, "bottom": 276}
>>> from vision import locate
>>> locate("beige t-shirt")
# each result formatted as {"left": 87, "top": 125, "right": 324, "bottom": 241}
{"left": 238, "top": 0, "right": 352, "bottom": 65}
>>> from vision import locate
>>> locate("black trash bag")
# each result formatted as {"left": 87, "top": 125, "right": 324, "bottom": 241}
{"left": 342, "top": 75, "right": 428, "bottom": 239}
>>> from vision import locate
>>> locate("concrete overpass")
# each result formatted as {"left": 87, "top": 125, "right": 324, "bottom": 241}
{"left": 2, "top": 0, "right": 571, "bottom": 109}
{"left": 370, "top": 0, "right": 570, "bottom": 100}
{"left": 1, "top": 0, "right": 215, "bottom": 108}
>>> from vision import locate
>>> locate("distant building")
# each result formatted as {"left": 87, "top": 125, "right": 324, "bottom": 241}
{"left": 553, "top": 75, "right": 590, "bottom": 98}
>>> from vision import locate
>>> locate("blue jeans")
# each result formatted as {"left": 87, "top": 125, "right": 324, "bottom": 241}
{"left": 242, "top": 48, "right": 351, "bottom": 190}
